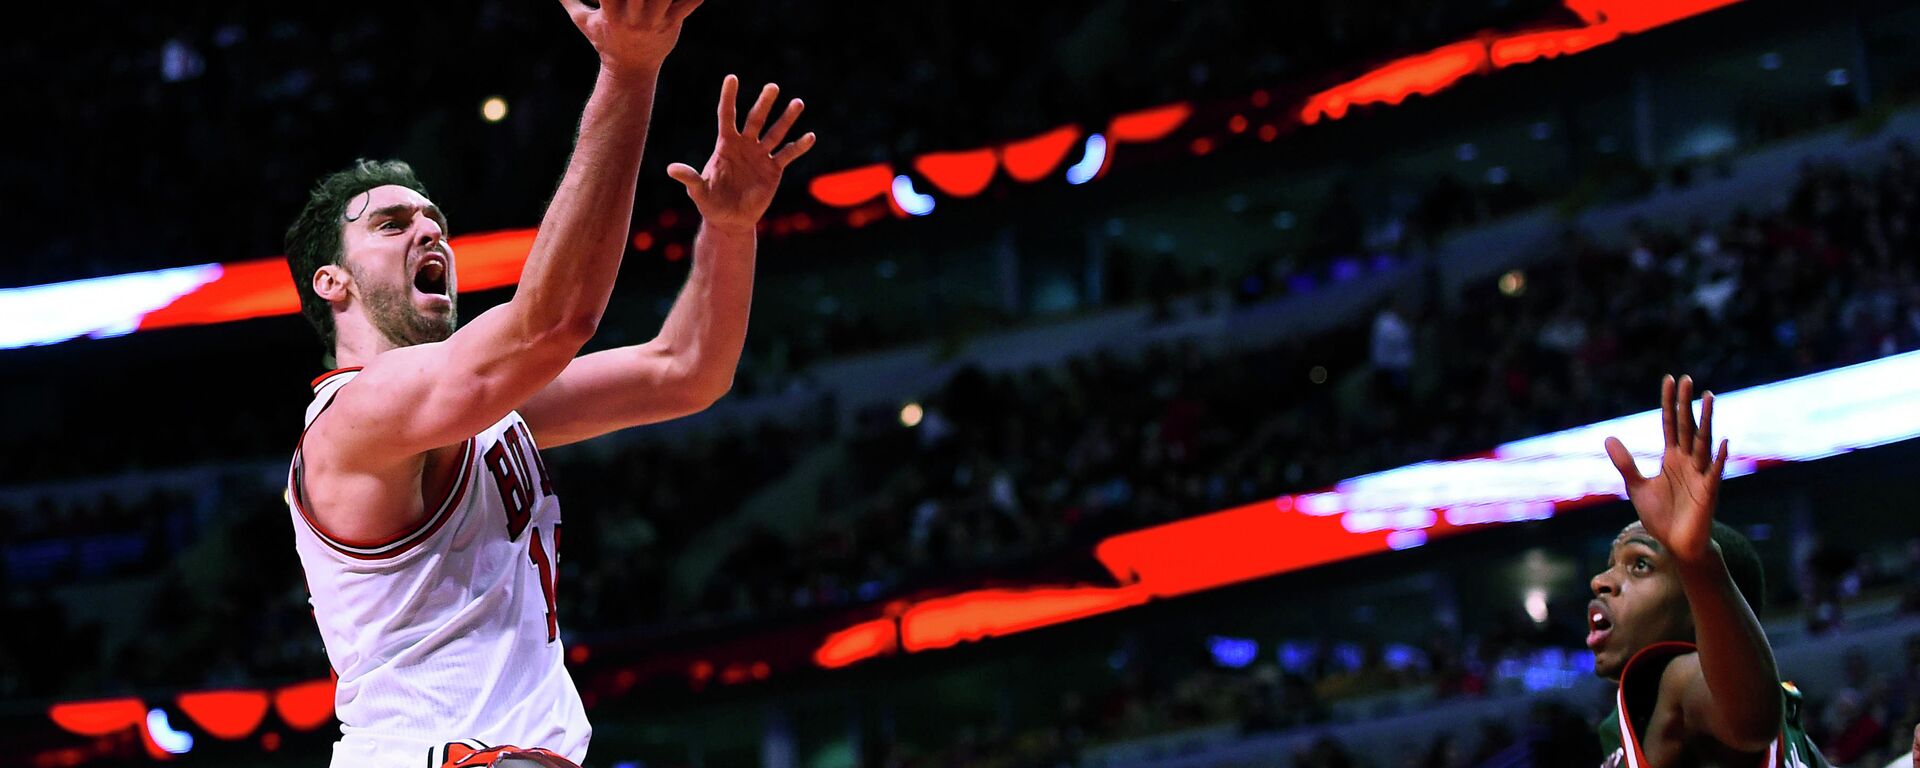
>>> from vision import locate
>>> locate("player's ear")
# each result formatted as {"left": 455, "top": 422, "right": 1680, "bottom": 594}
{"left": 313, "top": 264, "right": 351, "bottom": 303}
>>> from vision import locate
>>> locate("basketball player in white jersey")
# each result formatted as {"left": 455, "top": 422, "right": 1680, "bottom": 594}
{"left": 279, "top": 0, "right": 815, "bottom": 764}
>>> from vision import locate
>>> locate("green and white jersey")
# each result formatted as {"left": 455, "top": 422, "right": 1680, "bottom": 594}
{"left": 1597, "top": 641, "right": 1829, "bottom": 768}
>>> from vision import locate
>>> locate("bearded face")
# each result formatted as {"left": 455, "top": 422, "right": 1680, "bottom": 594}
{"left": 349, "top": 254, "right": 457, "bottom": 347}
{"left": 334, "top": 184, "right": 460, "bottom": 349}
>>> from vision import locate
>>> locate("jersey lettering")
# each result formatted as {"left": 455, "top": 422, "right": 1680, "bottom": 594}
{"left": 483, "top": 424, "right": 555, "bottom": 541}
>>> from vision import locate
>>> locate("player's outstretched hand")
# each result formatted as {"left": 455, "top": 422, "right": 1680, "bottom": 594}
{"left": 1604, "top": 375, "right": 1729, "bottom": 564}
{"left": 667, "top": 75, "right": 817, "bottom": 231}
{"left": 559, "top": 0, "right": 702, "bottom": 80}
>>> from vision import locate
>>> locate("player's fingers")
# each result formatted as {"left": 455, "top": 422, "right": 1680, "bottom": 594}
{"left": 667, "top": 162, "right": 704, "bottom": 191}
{"left": 761, "top": 99, "right": 805, "bottom": 148}
{"left": 1605, "top": 437, "right": 1645, "bottom": 486}
{"left": 557, "top": 0, "right": 592, "bottom": 31}
{"left": 666, "top": 0, "right": 705, "bottom": 23}
{"left": 667, "top": 163, "right": 707, "bottom": 207}
{"left": 1675, "top": 375, "right": 1696, "bottom": 451}
{"left": 1695, "top": 391, "right": 1715, "bottom": 471}
{"left": 1910, "top": 722, "right": 1918, "bottom": 765}
{"left": 717, "top": 75, "right": 739, "bottom": 136}
{"left": 743, "top": 83, "right": 779, "bottom": 140}
{"left": 1661, "top": 375, "right": 1678, "bottom": 450}
{"left": 773, "top": 132, "right": 818, "bottom": 168}
{"left": 619, "top": 0, "right": 658, "bottom": 26}
{"left": 1710, "top": 439, "right": 1729, "bottom": 480}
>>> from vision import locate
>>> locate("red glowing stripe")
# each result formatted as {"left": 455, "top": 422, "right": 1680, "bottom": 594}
{"left": 271, "top": 679, "right": 334, "bottom": 732}
{"left": 808, "top": 163, "right": 896, "bottom": 208}
{"left": 809, "top": 495, "right": 1490, "bottom": 668}
{"left": 1563, "top": 0, "right": 1744, "bottom": 32}
{"left": 135, "top": 261, "right": 295, "bottom": 331}
{"left": 48, "top": 698, "right": 145, "bottom": 737}
{"left": 814, "top": 619, "right": 897, "bottom": 668}
{"left": 1305, "top": 0, "right": 1748, "bottom": 125}
{"left": 176, "top": 690, "right": 269, "bottom": 741}
{"left": 999, "top": 125, "right": 1083, "bottom": 183}
{"left": 809, "top": 464, "right": 1641, "bottom": 668}
{"left": 1301, "top": 40, "right": 1488, "bottom": 125}
{"left": 134, "top": 228, "right": 539, "bottom": 333}
{"left": 1106, "top": 103, "right": 1193, "bottom": 143}
{"left": 913, "top": 149, "right": 999, "bottom": 198}
{"left": 898, "top": 586, "right": 1149, "bottom": 653}
{"left": 1489, "top": 26, "right": 1623, "bottom": 67}
{"left": 1093, "top": 498, "right": 1399, "bottom": 598}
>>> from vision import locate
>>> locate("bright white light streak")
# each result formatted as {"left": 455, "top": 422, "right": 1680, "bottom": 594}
{"left": 1065, "top": 133, "right": 1108, "bottom": 185}
{"left": 0, "top": 264, "right": 223, "bottom": 349}
{"left": 1525, "top": 587, "right": 1549, "bottom": 624}
{"left": 1282, "top": 349, "right": 1920, "bottom": 530}
{"left": 147, "top": 708, "right": 194, "bottom": 754}
{"left": 890, "top": 175, "right": 935, "bottom": 216}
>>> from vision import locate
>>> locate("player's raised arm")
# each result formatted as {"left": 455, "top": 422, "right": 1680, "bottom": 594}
{"left": 1604, "top": 376, "right": 1782, "bottom": 752}
{"left": 519, "top": 75, "right": 816, "bottom": 447}
{"left": 321, "top": 0, "right": 702, "bottom": 464}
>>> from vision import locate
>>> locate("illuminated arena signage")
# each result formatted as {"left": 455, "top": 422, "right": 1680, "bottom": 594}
{"left": 1, "top": 0, "right": 1748, "bottom": 352}
{"left": 814, "top": 349, "right": 1920, "bottom": 667}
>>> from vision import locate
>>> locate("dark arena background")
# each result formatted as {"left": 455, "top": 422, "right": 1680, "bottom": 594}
{"left": 7, "top": 0, "right": 1920, "bottom": 766}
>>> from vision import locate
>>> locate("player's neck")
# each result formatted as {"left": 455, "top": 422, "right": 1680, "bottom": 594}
{"left": 331, "top": 316, "right": 402, "bottom": 369}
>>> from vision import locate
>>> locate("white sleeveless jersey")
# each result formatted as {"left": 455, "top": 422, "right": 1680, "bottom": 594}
{"left": 287, "top": 368, "right": 590, "bottom": 768}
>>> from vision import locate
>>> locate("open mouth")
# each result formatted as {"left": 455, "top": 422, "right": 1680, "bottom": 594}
{"left": 1586, "top": 600, "right": 1614, "bottom": 649}
{"left": 413, "top": 257, "right": 449, "bottom": 298}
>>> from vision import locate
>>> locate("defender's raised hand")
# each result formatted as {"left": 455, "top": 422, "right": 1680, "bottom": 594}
{"left": 667, "top": 76, "right": 818, "bottom": 230}
{"left": 559, "top": 0, "right": 703, "bottom": 79}
{"left": 1605, "top": 375, "right": 1730, "bottom": 563}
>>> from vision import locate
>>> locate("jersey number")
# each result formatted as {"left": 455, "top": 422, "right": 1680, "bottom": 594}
{"left": 530, "top": 524, "right": 560, "bottom": 643}
{"left": 481, "top": 423, "right": 562, "bottom": 643}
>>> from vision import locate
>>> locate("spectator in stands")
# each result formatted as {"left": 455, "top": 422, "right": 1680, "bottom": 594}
{"left": 1825, "top": 687, "right": 1888, "bottom": 765}
{"left": 1370, "top": 299, "right": 1415, "bottom": 395}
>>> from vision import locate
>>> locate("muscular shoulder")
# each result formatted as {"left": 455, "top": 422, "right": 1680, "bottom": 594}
{"left": 1624, "top": 650, "right": 1698, "bottom": 765}
{"left": 306, "top": 345, "right": 447, "bottom": 468}
{"left": 1656, "top": 651, "right": 1775, "bottom": 765}
{"left": 1656, "top": 649, "right": 1704, "bottom": 699}
{"left": 299, "top": 353, "right": 472, "bottom": 545}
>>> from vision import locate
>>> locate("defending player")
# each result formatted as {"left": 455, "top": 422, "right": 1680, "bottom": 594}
{"left": 279, "top": 0, "right": 816, "bottom": 765}
{"left": 1592, "top": 375, "right": 1829, "bottom": 767}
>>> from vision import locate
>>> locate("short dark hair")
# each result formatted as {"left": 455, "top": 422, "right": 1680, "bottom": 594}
{"left": 284, "top": 159, "right": 432, "bottom": 353}
{"left": 1710, "top": 521, "right": 1766, "bottom": 613}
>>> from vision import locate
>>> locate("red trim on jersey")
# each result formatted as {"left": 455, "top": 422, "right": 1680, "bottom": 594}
{"left": 1613, "top": 640, "right": 1783, "bottom": 768}
{"left": 309, "top": 366, "right": 364, "bottom": 391}
{"left": 290, "top": 438, "right": 473, "bottom": 560}
{"left": 288, "top": 374, "right": 476, "bottom": 560}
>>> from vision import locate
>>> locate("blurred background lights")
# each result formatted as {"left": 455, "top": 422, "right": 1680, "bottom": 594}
{"left": 482, "top": 96, "right": 509, "bottom": 123}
